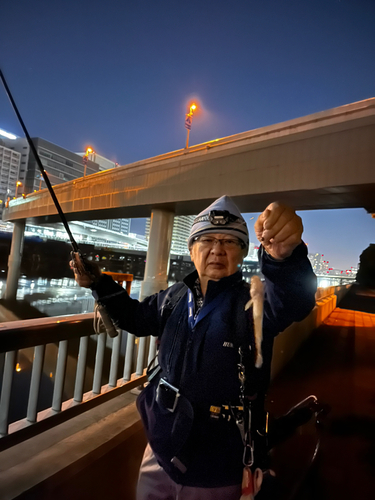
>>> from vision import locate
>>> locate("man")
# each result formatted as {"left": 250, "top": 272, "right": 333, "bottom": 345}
{"left": 71, "top": 195, "right": 317, "bottom": 500}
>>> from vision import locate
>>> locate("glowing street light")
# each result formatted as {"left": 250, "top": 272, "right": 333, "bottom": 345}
{"left": 15, "top": 181, "right": 22, "bottom": 198}
{"left": 185, "top": 103, "right": 197, "bottom": 149}
{"left": 39, "top": 170, "right": 47, "bottom": 190}
{"left": 83, "top": 146, "right": 94, "bottom": 177}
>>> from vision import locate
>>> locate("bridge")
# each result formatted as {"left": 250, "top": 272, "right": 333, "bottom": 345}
{"left": 2, "top": 98, "right": 375, "bottom": 302}
{"left": 3, "top": 97, "right": 375, "bottom": 224}
{"left": 0, "top": 100, "right": 374, "bottom": 499}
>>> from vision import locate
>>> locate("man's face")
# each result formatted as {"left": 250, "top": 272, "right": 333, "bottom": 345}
{"left": 189, "top": 233, "right": 246, "bottom": 284}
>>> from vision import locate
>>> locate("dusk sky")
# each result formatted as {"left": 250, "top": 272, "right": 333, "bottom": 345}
{"left": 1, "top": 0, "right": 374, "bottom": 270}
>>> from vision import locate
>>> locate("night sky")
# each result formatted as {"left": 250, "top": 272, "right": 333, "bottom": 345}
{"left": 1, "top": 0, "right": 374, "bottom": 269}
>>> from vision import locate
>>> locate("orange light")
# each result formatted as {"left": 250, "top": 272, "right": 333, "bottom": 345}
{"left": 189, "top": 103, "right": 197, "bottom": 115}
{"left": 16, "top": 363, "right": 21, "bottom": 372}
{"left": 85, "top": 147, "right": 94, "bottom": 156}
{"left": 16, "top": 181, "right": 22, "bottom": 187}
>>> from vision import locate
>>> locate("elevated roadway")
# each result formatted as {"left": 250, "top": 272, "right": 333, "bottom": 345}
{"left": 3, "top": 98, "right": 375, "bottom": 224}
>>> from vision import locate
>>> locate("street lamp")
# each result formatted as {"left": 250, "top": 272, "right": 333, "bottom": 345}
{"left": 15, "top": 181, "right": 22, "bottom": 198}
{"left": 83, "top": 146, "right": 94, "bottom": 177}
{"left": 39, "top": 171, "right": 47, "bottom": 190}
{"left": 185, "top": 103, "right": 197, "bottom": 149}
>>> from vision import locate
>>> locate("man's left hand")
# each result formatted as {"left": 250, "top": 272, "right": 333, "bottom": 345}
{"left": 254, "top": 202, "right": 303, "bottom": 260}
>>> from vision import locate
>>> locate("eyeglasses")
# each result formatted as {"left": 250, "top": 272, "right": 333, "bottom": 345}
{"left": 194, "top": 236, "right": 243, "bottom": 249}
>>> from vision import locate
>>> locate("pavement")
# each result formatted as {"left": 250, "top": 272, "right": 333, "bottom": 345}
{"left": 267, "top": 287, "right": 375, "bottom": 499}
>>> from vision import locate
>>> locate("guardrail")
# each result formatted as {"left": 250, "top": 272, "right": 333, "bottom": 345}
{"left": 0, "top": 274, "right": 157, "bottom": 451}
{"left": 0, "top": 314, "right": 153, "bottom": 450}
{"left": 0, "top": 282, "right": 352, "bottom": 452}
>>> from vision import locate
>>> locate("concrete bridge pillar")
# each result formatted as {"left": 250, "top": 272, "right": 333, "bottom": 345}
{"left": 140, "top": 208, "right": 174, "bottom": 300}
{"left": 4, "top": 220, "right": 26, "bottom": 300}
{"left": 135, "top": 208, "right": 174, "bottom": 374}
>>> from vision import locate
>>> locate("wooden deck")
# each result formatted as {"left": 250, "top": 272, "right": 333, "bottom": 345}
{"left": 267, "top": 285, "right": 375, "bottom": 499}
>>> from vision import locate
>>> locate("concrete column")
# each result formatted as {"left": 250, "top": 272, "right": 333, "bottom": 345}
{"left": 135, "top": 208, "right": 174, "bottom": 378}
{"left": 4, "top": 220, "right": 26, "bottom": 300}
{"left": 140, "top": 208, "right": 175, "bottom": 300}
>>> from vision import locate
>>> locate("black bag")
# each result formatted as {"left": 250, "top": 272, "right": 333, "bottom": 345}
{"left": 136, "top": 368, "right": 194, "bottom": 471}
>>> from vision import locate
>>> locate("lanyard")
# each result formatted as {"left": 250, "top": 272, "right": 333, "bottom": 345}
{"left": 187, "top": 288, "right": 228, "bottom": 330}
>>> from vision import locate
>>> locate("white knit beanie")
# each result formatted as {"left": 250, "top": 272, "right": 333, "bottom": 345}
{"left": 188, "top": 195, "right": 249, "bottom": 251}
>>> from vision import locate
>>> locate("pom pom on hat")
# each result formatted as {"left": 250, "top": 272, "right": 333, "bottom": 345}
{"left": 188, "top": 195, "right": 249, "bottom": 251}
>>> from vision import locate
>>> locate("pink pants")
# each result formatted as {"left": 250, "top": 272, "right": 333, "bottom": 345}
{"left": 136, "top": 444, "right": 242, "bottom": 500}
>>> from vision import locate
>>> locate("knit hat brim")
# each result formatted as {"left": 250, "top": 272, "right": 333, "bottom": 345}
{"left": 188, "top": 195, "right": 249, "bottom": 251}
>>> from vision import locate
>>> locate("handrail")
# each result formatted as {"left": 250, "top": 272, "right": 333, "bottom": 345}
{"left": 0, "top": 313, "right": 94, "bottom": 353}
{"left": 0, "top": 273, "right": 152, "bottom": 452}
{"left": 0, "top": 281, "right": 351, "bottom": 451}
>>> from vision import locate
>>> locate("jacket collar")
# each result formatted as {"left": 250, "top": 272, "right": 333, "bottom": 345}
{"left": 183, "top": 269, "right": 243, "bottom": 303}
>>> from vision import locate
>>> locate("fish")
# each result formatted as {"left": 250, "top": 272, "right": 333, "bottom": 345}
{"left": 245, "top": 275, "right": 264, "bottom": 368}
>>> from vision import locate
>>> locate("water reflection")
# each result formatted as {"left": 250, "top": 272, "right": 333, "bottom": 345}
{"left": 0, "top": 277, "right": 142, "bottom": 317}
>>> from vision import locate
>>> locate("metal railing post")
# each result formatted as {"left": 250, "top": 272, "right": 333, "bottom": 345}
{"left": 123, "top": 332, "right": 135, "bottom": 381}
{"left": 52, "top": 340, "right": 68, "bottom": 412}
{"left": 0, "top": 351, "right": 17, "bottom": 436}
{"left": 109, "top": 331, "right": 122, "bottom": 387}
{"left": 74, "top": 336, "right": 89, "bottom": 403}
{"left": 27, "top": 345, "right": 46, "bottom": 423}
{"left": 92, "top": 333, "right": 106, "bottom": 394}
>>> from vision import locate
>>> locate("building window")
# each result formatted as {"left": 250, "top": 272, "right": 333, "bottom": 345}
{"left": 39, "top": 150, "right": 52, "bottom": 158}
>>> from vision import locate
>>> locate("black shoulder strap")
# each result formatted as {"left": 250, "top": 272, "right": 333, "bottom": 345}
{"left": 161, "top": 282, "right": 188, "bottom": 317}
{"left": 147, "top": 283, "right": 188, "bottom": 380}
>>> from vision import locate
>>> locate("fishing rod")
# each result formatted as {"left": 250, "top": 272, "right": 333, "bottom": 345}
{"left": 0, "top": 69, "right": 79, "bottom": 252}
{"left": 0, "top": 69, "right": 118, "bottom": 337}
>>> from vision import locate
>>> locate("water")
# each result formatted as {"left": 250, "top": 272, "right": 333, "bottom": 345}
{"left": 0, "top": 276, "right": 142, "bottom": 318}
{"left": 0, "top": 274, "right": 355, "bottom": 320}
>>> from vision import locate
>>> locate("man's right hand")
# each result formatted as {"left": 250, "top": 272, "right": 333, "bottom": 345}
{"left": 69, "top": 252, "right": 102, "bottom": 288}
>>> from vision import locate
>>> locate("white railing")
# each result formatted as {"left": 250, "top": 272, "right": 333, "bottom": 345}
{"left": 0, "top": 311, "right": 153, "bottom": 450}
{"left": 0, "top": 281, "right": 353, "bottom": 451}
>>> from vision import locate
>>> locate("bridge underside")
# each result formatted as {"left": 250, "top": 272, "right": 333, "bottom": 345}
{"left": 4, "top": 98, "right": 375, "bottom": 223}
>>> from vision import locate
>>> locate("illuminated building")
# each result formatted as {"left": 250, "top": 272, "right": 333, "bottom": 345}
{"left": 146, "top": 215, "right": 196, "bottom": 255}
{"left": 0, "top": 133, "right": 21, "bottom": 218}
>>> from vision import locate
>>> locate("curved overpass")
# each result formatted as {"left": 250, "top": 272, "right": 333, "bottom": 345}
{"left": 3, "top": 98, "right": 375, "bottom": 224}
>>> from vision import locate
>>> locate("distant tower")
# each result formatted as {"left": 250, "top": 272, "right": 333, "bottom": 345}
{"left": 0, "top": 140, "right": 21, "bottom": 218}
{"left": 146, "top": 215, "right": 196, "bottom": 255}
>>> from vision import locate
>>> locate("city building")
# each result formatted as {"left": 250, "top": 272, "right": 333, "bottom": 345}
{"left": 308, "top": 252, "right": 329, "bottom": 274}
{"left": 171, "top": 215, "right": 196, "bottom": 254}
{"left": 1, "top": 132, "right": 131, "bottom": 238}
{"left": 145, "top": 215, "right": 196, "bottom": 255}
{"left": 2, "top": 136, "right": 100, "bottom": 194}
{"left": 76, "top": 150, "right": 130, "bottom": 236}
{"left": 0, "top": 139, "right": 21, "bottom": 218}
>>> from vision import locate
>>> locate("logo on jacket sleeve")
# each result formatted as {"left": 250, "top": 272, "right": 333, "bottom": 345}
{"left": 223, "top": 341, "right": 234, "bottom": 348}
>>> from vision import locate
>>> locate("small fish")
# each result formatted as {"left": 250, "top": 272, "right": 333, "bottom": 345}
{"left": 245, "top": 276, "right": 264, "bottom": 368}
